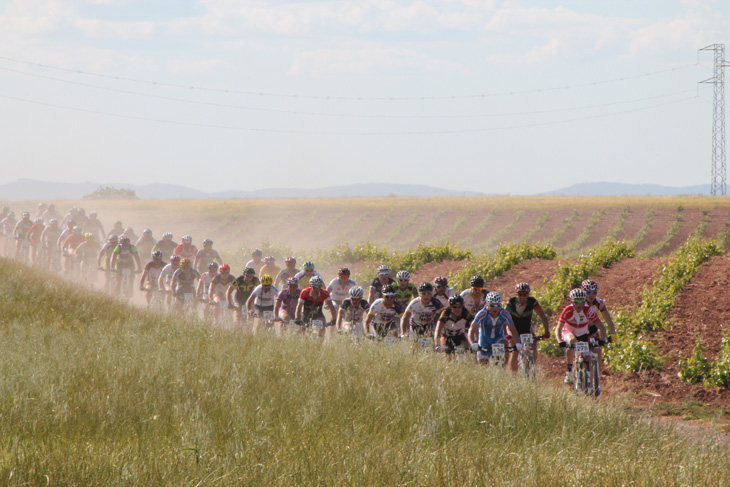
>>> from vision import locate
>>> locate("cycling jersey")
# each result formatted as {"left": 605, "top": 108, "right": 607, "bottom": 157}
{"left": 210, "top": 274, "right": 235, "bottom": 299}
{"left": 586, "top": 296, "right": 608, "bottom": 314}
{"left": 438, "top": 308, "right": 473, "bottom": 337}
{"left": 112, "top": 244, "right": 138, "bottom": 269}
{"left": 153, "top": 240, "right": 178, "bottom": 261}
{"left": 294, "top": 270, "right": 322, "bottom": 289}
{"left": 135, "top": 236, "right": 156, "bottom": 261}
{"left": 143, "top": 260, "right": 166, "bottom": 288}
{"left": 171, "top": 268, "right": 200, "bottom": 295}
{"left": 339, "top": 298, "right": 370, "bottom": 324}
{"left": 230, "top": 276, "right": 260, "bottom": 305}
{"left": 298, "top": 287, "right": 332, "bottom": 321}
{"left": 433, "top": 287, "right": 456, "bottom": 308}
{"left": 460, "top": 289, "right": 488, "bottom": 315}
{"left": 196, "top": 248, "right": 222, "bottom": 273}
{"left": 369, "top": 277, "right": 396, "bottom": 300}
{"left": 275, "top": 268, "right": 299, "bottom": 287}
{"left": 259, "top": 264, "right": 280, "bottom": 281}
{"left": 276, "top": 288, "right": 301, "bottom": 314}
{"left": 405, "top": 296, "right": 444, "bottom": 332}
{"left": 473, "top": 308, "right": 512, "bottom": 345}
{"left": 63, "top": 234, "right": 86, "bottom": 253}
{"left": 327, "top": 278, "right": 357, "bottom": 303}
{"left": 505, "top": 296, "right": 542, "bottom": 335}
{"left": 393, "top": 283, "right": 418, "bottom": 311}
{"left": 198, "top": 272, "right": 217, "bottom": 295}
{"left": 13, "top": 219, "right": 33, "bottom": 239}
{"left": 368, "top": 298, "right": 404, "bottom": 336}
{"left": 558, "top": 304, "right": 599, "bottom": 337}
{"left": 173, "top": 243, "right": 198, "bottom": 261}
{"left": 27, "top": 224, "right": 44, "bottom": 245}
{"left": 0, "top": 217, "right": 17, "bottom": 236}
{"left": 74, "top": 242, "right": 100, "bottom": 264}
{"left": 251, "top": 284, "right": 279, "bottom": 308}
{"left": 245, "top": 259, "right": 264, "bottom": 271}
{"left": 41, "top": 227, "right": 61, "bottom": 248}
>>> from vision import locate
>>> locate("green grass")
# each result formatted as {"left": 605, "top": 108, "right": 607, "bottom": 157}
{"left": 1, "top": 257, "right": 730, "bottom": 485}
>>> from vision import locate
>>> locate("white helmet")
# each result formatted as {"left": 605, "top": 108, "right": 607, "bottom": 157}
{"left": 349, "top": 286, "right": 364, "bottom": 299}
{"left": 486, "top": 292, "right": 502, "bottom": 306}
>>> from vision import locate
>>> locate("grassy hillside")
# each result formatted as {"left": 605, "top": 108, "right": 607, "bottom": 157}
{"left": 0, "top": 257, "right": 728, "bottom": 486}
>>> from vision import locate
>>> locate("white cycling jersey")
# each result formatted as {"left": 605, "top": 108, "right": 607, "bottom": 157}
{"left": 433, "top": 288, "right": 456, "bottom": 308}
{"left": 250, "top": 284, "right": 279, "bottom": 308}
{"left": 327, "top": 278, "right": 357, "bottom": 302}
{"left": 405, "top": 297, "right": 444, "bottom": 328}
{"left": 460, "top": 289, "right": 487, "bottom": 315}
{"left": 368, "top": 298, "right": 400, "bottom": 326}
{"left": 160, "top": 264, "right": 178, "bottom": 287}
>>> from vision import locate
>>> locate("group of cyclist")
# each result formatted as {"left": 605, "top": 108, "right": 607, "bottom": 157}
{"left": 1, "top": 204, "right": 617, "bottom": 385}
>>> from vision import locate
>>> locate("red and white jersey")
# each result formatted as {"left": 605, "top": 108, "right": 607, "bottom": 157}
{"left": 558, "top": 304, "right": 599, "bottom": 330}
{"left": 173, "top": 243, "right": 198, "bottom": 261}
{"left": 586, "top": 296, "right": 607, "bottom": 316}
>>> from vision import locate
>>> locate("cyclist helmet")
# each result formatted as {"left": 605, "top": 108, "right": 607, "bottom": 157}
{"left": 72, "top": 226, "right": 82, "bottom": 234}
{"left": 170, "top": 255, "right": 181, "bottom": 264}
{"left": 260, "top": 274, "right": 273, "bottom": 285}
{"left": 396, "top": 270, "right": 411, "bottom": 280}
{"left": 180, "top": 258, "right": 191, "bottom": 267}
{"left": 449, "top": 295, "right": 464, "bottom": 306}
{"left": 349, "top": 286, "right": 364, "bottom": 299}
{"left": 581, "top": 280, "right": 598, "bottom": 293}
{"left": 338, "top": 267, "right": 350, "bottom": 276}
{"left": 1, "top": 206, "right": 8, "bottom": 213}
{"left": 182, "top": 235, "right": 192, "bottom": 243}
{"left": 67, "top": 220, "right": 76, "bottom": 227}
{"left": 21, "top": 212, "right": 30, "bottom": 219}
{"left": 152, "top": 250, "right": 163, "bottom": 259}
{"left": 207, "top": 262, "right": 219, "bottom": 271}
{"left": 49, "top": 218, "right": 59, "bottom": 226}
{"left": 163, "top": 232, "right": 173, "bottom": 239}
{"left": 377, "top": 264, "right": 390, "bottom": 274}
{"left": 264, "top": 255, "right": 275, "bottom": 264}
{"left": 114, "top": 220, "right": 123, "bottom": 227}
{"left": 84, "top": 233, "right": 94, "bottom": 242}
{"left": 143, "top": 228, "right": 152, "bottom": 236}
{"left": 252, "top": 248, "right": 263, "bottom": 257}
{"left": 89, "top": 212, "right": 97, "bottom": 218}
{"left": 243, "top": 266, "right": 256, "bottom": 275}
{"left": 285, "top": 256, "right": 296, "bottom": 264}
{"left": 418, "top": 282, "right": 434, "bottom": 292}
{"left": 119, "top": 235, "right": 130, "bottom": 244}
{"left": 515, "top": 282, "right": 531, "bottom": 294}
{"left": 123, "top": 228, "right": 134, "bottom": 236}
{"left": 486, "top": 292, "right": 502, "bottom": 306}
{"left": 434, "top": 276, "right": 448, "bottom": 287}
{"left": 309, "top": 275, "right": 324, "bottom": 287}
{"left": 303, "top": 261, "right": 315, "bottom": 270}
{"left": 286, "top": 277, "right": 299, "bottom": 286}
{"left": 202, "top": 238, "right": 213, "bottom": 246}
{"left": 382, "top": 284, "right": 396, "bottom": 296}
{"left": 7, "top": 211, "right": 14, "bottom": 218}
{"left": 569, "top": 288, "right": 587, "bottom": 301}
{"left": 34, "top": 218, "right": 44, "bottom": 225}
{"left": 108, "top": 234, "right": 119, "bottom": 243}
{"left": 470, "top": 275, "right": 485, "bottom": 288}
{"left": 219, "top": 264, "right": 230, "bottom": 273}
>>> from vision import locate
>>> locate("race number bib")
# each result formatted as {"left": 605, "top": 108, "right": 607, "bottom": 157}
{"left": 520, "top": 334, "right": 533, "bottom": 345}
{"left": 312, "top": 319, "right": 324, "bottom": 330}
{"left": 575, "top": 342, "right": 590, "bottom": 354}
{"left": 491, "top": 343, "right": 505, "bottom": 357}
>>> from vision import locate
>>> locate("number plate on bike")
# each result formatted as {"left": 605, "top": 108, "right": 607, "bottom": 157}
{"left": 454, "top": 346, "right": 465, "bottom": 354}
{"left": 352, "top": 330, "right": 363, "bottom": 339}
{"left": 263, "top": 311, "right": 273, "bottom": 320}
{"left": 184, "top": 293, "right": 194, "bottom": 301}
{"left": 312, "top": 319, "right": 324, "bottom": 330}
{"left": 122, "top": 269, "right": 131, "bottom": 276}
{"left": 575, "top": 342, "right": 590, "bottom": 354}
{"left": 384, "top": 336, "right": 397, "bottom": 347}
{"left": 491, "top": 343, "right": 505, "bottom": 357}
{"left": 420, "top": 337, "right": 432, "bottom": 348}
{"left": 520, "top": 334, "right": 533, "bottom": 345}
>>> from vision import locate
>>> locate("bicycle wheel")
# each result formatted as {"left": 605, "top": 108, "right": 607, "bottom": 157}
{"left": 518, "top": 350, "right": 535, "bottom": 379}
{"left": 591, "top": 357, "right": 601, "bottom": 397}
{"left": 575, "top": 368, "right": 589, "bottom": 394}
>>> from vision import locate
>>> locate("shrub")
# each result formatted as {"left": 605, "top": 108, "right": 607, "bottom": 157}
{"left": 604, "top": 335, "right": 665, "bottom": 373}
{"left": 677, "top": 341, "right": 712, "bottom": 384}
{"left": 704, "top": 338, "right": 730, "bottom": 388}
{"left": 83, "top": 186, "right": 139, "bottom": 200}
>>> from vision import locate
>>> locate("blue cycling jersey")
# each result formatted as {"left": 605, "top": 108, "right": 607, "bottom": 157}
{"left": 473, "top": 307, "right": 513, "bottom": 347}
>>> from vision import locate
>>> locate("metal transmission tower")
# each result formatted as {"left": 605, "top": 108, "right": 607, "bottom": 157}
{"left": 700, "top": 44, "right": 729, "bottom": 195}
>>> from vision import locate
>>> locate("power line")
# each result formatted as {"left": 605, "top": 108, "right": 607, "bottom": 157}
{"left": 0, "top": 64, "right": 704, "bottom": 120}
{"left": 0, "top": 91, "right": 699, "bottom": 135}
{"left": 0, "top": 54, "right": 700, "bottom": 101}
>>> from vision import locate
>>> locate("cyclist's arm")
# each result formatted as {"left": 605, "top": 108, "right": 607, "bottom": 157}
{"left": 226, "top": 285, "right": 234, "bottom": 306}
{"left": 434, "top": 319, "right": 444, "bottom": 344}
{"left": 468, "top": 321, "right": 479, "bottom": 344}
{"left": 364, "top": 312, "right": 374, "bottom": 335}
{"left": 139, "top": 270, "right": 149, "bottom": 290}
{"left": 133, "top": 252, "right": 142, "bottom": 271}
{"left": 274, "top": 298, "right": 283, "bottom": 320}
{"left": 295, "top": 300, "right": 304, "bottom": 322}
{"left": 600, "top": 309, "right": 616, "bottom": 336}
{"left": 400, "top": 310, "right": 412, "bottom": 336}
{"left": 214, "top": 251, "right": 222, "bottom": 265}
{"left": 110, "top": 252, "right": 118, "bottom": 269}
{"left": 535, "top": 307, "right": 550, "bottom": 336}
{"left": 158, "top": 272, "right": 167, "bottom": 291}
{"left": 336, "top": 307, "right": 344, "bottom": 329}
{"left": 505, "top": 320, "right": 521, "bottom": 346}
{"left": 196, "top": 278, "right": 205, "bottom": 298}
{"left": 367, "top": 287, "right": 376, "bottom": 305}
{"left": 170, "top": 276, "right": 178, "bottom": 294}
{"left": 594, "top": 318, "right": 607, "bottom": 341}
{"left": 96, "top": 248, "right": 105, "bottom": 266}
{"left": 246, "top": 293, "right": 255, "bottom": 313}
{"left": 325, "top": 299, "right": 336, "bottom": 323}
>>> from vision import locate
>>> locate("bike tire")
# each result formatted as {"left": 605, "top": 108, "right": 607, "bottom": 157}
{"left": 591, "top": 357, "right": 601, "bottom": 397}
{"left": 519, "top": 351, "right": 535, "bottom": 379}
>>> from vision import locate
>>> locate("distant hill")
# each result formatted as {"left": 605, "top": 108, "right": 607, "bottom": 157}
{"left": 0, "top": 179, "right": 483, "bottom": 200}
{"left": 540, "top": 182, "right": 711, "bottom": 196}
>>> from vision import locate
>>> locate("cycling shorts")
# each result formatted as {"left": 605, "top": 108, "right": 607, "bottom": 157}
{"left": 562, "top": 323, "right": 590, "bottom": 339}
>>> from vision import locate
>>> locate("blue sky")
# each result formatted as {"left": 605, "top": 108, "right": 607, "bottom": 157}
{"left": 1, "top": 0, "right": 728, "bottom": 195}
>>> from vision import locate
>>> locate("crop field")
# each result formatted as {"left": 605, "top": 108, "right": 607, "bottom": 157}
{"left": 3, "top": 195, "right": 730, "bottom": 484}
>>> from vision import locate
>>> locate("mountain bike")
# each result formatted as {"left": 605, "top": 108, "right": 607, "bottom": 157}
{"left": 561, "top": 338, "right": 605, "bottom": 397}
{"left": 516, "top": 334, "right": 547, "bottom": 379}
{"left": 473, "top": 343, "right": 507, "bottom": 367}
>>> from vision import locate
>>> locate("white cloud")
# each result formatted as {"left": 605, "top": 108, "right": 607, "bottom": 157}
{"left": 288, "top": 46, "right": 469, "bottom": 75}
{"left": 166, "top": 58, "right": 233, "bottom": 74}
{"left": 72, "top": 18, "right": 158, "bottom": 39}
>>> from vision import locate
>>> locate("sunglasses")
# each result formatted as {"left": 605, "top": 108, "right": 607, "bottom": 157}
{"left": 489, "top": 304, "right": 501, "bottom": 308}
{"left": 312, "top": 285, "right": 321, "bottom": 289}
{"left": 450, "top": 304, "right": 463, "bottom": 308}
{"left": 383, "top": 294, "right": 395, "bottom": 298}
{"left": 573, "top": 300, "right": 585, "bottom": 304}
{"left": 517, "top": 292, "right": 529, "bottom": 296}
{"left": 586, "top": 291, "right": 597, "bottom": 295}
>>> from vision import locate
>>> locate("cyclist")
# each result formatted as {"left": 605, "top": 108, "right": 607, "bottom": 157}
{"left": 40, "top": 218, "right": 62, "bottom": 269}
{"left": 505, "top": 282, "right": 551, "bottom": 372}
{"left": 82, "top": 212, "right": 105, "bottom": 242}
{"left": 433, "top": 276, "right": 456, "bottom": 308}
{"left": 327, "top": 267, "right": 357, "bottom": 310}
{"left": 228, "top": 267, "right": 260, "bottom": 326}
{"left": 259, "top": 256, "right": 280, "bottom": 282}
{"left": 36, "top": 203, "right": 47, "bottom": 219}
{"left": 97, "top": 234, "right": 119, "bottom": 292}
{"left": 273, "top": 277, "right": 301, "bottom": 324}
{"left": 197, "top": 262, "right": 219, "bottom": 304}
{"left": 393, "top": 270, "right": 418, "bottom": 311}
{"left": 460, "top": 275, "right": 488, "bottom": 315}
{"left": 27, "top": 218, "right": 45, "bottom": 266}
{"left": 194, "top": 238, "right": 223, "bottom": 274}
{"left": 74, "top": 233, "right": 101, "bottom": 283}
{"left": 61, "top": 226, "right": 86, "bottom": 274}
{"left": 170, "top": 258, "right": 200, "bottom": 310}
{"left": 56, "top": 220, "right": 76, "bottom": 252}
{"left": 434, "top": 295, "right": 473, "bottom": 354}
{"left": 336, "top": 286, "right": 370, "bottom": 333}
{"left": 0, "top": 211, "right": 17, "bottom": 256}
{"left": 60, "top": 207, "right": 77, "bottom": 228}
{"left": 294, "top": 260, "right": 322, "bottom": 289}
{"left": 555, "top": 288, "right": 606, "bottom": 385}
{"left": 152, "top": 232, "right": 178, "bottom": 261}
{"left": 13, "top": 212, "right": 34, "bottom": 260}
{"left": 295, "top": 275, "right": 336, "bottom": 336}
{"left": 368, "top": 264, "right": 396, "bottom": 304}
{"left": 275, "top": 256, "right": 299, "bottom": 288}
{"left": 107, "top": 220, "right": 125, "bottom": 240}
{"left": 582, "top": 280, "right": 617, "bottom": 336}
{"left": 41, "top": 204, "right": 62, "bottom": 222}
{"left": 364, "top": 284, "right": 403, "bottom": 338}
{"left": 173, "top": 235, "right": 197, "bottom": 262}
{"left": 122, "top": 227, "right": 139, "bottom": 245}
{"left": 209, "top": 264, "right": 235, "bottom": 321}
{"left": 74, "top": 208, "right": 88, "bottom": 229}
{"left": 135, "top": 228, "right": 156, "bottom": 263}
{"left": 110, "top": 235, "right": 142, "bottom": 297}
{"left": 469, "top": 292, "right": 520, "bottom": 366}
{"left": 400, "top": 282, "right": 445, "bottom": 339}
{"left": 245, "top": 248, "right": 264, "bottom": 271}
{"left": 139, "top": 250, "right": 167, "bottom": 306}
{"left": 158, "top": 254, "right": 182, "bottom": 308}
{"left": 247, "top": 275, "right": 279, "bottom": 330}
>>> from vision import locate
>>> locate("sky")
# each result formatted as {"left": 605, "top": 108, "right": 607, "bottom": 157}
{"left": 0, "top": 0, "right": 728, "bottom": 195}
